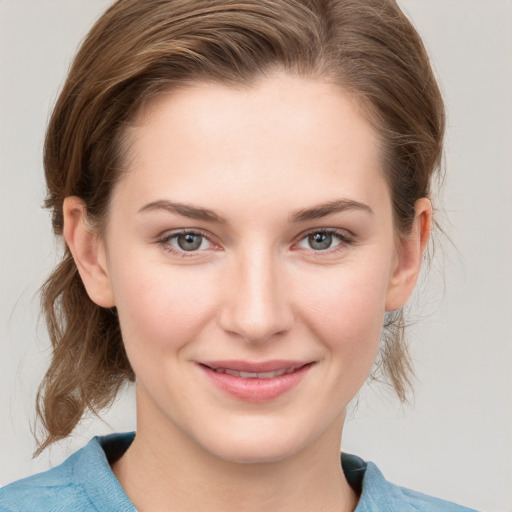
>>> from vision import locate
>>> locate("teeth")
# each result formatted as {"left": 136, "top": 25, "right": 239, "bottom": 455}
{"left": 257, "top": 370, "right": 283, "bottom": 378}
{"left": 215, "top": 367, "right": 297, "bottom": 379}
{"left": 240, "top": 371, "right": 260, "bottom": 378}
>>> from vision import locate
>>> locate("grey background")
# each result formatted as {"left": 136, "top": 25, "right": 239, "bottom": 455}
{"left": 1, "top": 1, "right": 511, "bottom": 511}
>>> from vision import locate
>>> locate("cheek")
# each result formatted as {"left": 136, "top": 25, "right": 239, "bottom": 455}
{"left": 296, "top": 257, "right": 391, "bottom": 359}
{"left": 109, "top": 258, "right": 219, "bottom": 355}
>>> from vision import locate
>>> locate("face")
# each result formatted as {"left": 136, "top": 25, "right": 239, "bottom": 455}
{"left": 69, "top": 74, "right": 425, "bottom": 464}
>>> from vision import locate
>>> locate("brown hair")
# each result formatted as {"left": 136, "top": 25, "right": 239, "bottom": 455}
{"left": 37, "top": 0, "right": 445, "bottom": 453}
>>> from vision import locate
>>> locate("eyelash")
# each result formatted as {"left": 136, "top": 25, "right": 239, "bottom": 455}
{"left": 295, "top": 228, "right": 354, "bottom": 254}
{"left": 156, "top": 229, "right": 216, "bottom": 258}
{"left": 156, "top": 228, "right": 355, "bottom": 258}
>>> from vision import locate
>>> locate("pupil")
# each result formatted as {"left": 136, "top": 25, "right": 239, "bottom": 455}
{"left": 309, "top": 232, "right": 332, "bottom": 250}
{"left": 178, "top": 233, "right": 202, "bottom": 251}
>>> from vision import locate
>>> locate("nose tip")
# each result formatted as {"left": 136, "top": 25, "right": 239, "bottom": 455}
{"left": 224, "top": 315, "right": 286, "bottom": 344}
{"left": 218, "top": 255, "right": 293, "bottom": 344}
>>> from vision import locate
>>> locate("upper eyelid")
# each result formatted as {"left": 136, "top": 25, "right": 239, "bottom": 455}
{"left": 158, "top": 228, "right": 212, "bottom": 240}
{"left": 157, "top": 229, "right": 217, "bottom": 249}
{"left": 156, "top": 227, "right": 354, "bottom": 249}
{"left": 291, "top": 230, "right": 356, "bottom": 258}
{"left": 294, "top": 227, "right": 354, "bottom": 242}
{"left": 157, "top": 230, "right": 217, "bottom": 257}
{"left": 157, "top": 226, "right": 351, "bottom": 237}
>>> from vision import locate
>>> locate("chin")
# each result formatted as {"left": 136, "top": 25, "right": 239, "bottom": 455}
{"left": 193, "top": 417, "right": 330, "bottom": 466}
{"left": 207, "top": 439, "right": 302, "bottom": 465}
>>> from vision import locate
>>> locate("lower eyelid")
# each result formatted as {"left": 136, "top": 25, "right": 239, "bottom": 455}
{"left": 155, "top": 229, "right": 354, "bottom": 255}
{"left": 156, "top": 230, "right": 212, "bottom": 252}
{"left": 296, "top": 230, "right": 353, "bottom": 249}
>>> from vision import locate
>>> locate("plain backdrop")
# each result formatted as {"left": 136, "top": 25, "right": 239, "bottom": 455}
{"left": 1, "top": 1, "right": 511, "bottom": 511}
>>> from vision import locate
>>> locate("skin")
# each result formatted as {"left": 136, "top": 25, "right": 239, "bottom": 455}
{"left": 64, "top": 74, "right": 431, "bottom": 512}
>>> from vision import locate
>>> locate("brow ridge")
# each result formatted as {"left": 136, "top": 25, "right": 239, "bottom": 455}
{"left": 138, "top": 198, "right": 372, "bottom": 224}
{"left": 138, "top": 200, "right": 226, "bottom": 223}
{"left": 290, "top": 199, "right": 373, "bottom": 222}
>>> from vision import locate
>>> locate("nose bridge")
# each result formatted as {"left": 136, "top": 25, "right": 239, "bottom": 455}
{"left": 219, "top": 243, "right": 292, "bottom": 343}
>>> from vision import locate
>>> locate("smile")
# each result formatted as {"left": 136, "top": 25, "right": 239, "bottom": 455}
{"left": 197, "top": 361, "right": 314, "bottom": 402}
{"left": 211, "top": 367, "right": 300, "bottom": 379}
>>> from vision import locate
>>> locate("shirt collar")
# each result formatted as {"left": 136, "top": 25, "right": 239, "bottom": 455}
{"left": 342, "top": 453, "right": 404, "bottom": 511}
{"left": 78, "top": 432, "right": 401, "bottom": 511}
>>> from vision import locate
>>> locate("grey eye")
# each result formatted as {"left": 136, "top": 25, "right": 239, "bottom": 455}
{"left": 176, "top": 233, "right": 204, "bottom": 251}
{"left": 308, "top": 232, "right": 333, "bottom": 250}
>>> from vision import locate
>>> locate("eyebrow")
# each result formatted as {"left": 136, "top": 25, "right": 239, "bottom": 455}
{"left": 138, "top": 200, "right": 226, "bottom": 223}
{"left": 290, "top": 199, "right": 374, "bottom": 222}
{"left": 138, "top": 198, "right": 373, "bottom": 224}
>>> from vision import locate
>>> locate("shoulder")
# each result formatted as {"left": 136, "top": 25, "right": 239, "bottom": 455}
{"left": 0, "top": 451, "right": 91, "bottom": 512}
{"left": 0, "top": 433, "right": 136, "bottom": 512}
{"left": 342, "top": 454, "right": 481, "bottom": 512}
{"left": 396, "top": 484, "right": 480, "bottom": 512}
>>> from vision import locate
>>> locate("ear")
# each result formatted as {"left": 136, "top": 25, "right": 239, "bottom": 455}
{"left": 63, "top": 196, "right": 115, "bottom": 308}
{"left": 385, "top": 198, "right": 432, "bottom": 311}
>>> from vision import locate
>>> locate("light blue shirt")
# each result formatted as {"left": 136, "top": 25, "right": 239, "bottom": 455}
{"left": 0, "top": 432, "right": 480, "bottom": 511}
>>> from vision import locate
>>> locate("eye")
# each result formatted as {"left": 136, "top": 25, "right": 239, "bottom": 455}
{"left": 159, "top": 230, "right": 213, "bottom": 254}
{"left": 296, "top": 229, "right": 351, "bottom": 252}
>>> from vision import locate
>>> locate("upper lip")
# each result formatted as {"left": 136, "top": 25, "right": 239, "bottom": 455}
{"left": 198, "top": 360, "right": 312, "bottom": 373}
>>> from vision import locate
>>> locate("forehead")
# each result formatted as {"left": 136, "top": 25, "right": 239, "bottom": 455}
{"left": 114, "top": 74, "right": 386, "bottom": 215}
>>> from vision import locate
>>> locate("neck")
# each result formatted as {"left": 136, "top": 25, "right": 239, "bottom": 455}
{"left": 112, "top": 396, "right": 358, "bottom": 512}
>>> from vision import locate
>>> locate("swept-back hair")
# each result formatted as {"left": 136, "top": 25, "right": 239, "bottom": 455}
{"left": 37, "top": 0, "right": 444, "bottom": 453}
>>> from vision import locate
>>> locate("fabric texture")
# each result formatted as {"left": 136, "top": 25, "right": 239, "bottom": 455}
{"left": 0, "top": 432, "right": 480, "bottom": 511}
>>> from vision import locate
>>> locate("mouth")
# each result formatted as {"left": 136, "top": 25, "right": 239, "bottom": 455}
{"left": 197, "top": 360, "right": 315, "bottom": 402}
{"left": 203, "top": 365, "right": 306, "bottom": 379}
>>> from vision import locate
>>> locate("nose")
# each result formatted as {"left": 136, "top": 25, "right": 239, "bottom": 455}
{"left": 218, "top": 247, "right": 294, "bottom": 344}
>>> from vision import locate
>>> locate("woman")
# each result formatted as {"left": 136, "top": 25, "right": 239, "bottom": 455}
{"left": 0, "top": 0, "right": 482, "bottom": 510}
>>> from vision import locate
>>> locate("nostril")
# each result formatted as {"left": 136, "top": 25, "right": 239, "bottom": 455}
{"left": 217, "top": 258, "right": 294, "bottom": 342}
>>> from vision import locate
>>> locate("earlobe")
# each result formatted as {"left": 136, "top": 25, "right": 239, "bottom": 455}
{"left": 385, "top": 198, "right": 432, "bottom": 311}
{"left": 63, "top": 196, "right": 115, "bottom": 308}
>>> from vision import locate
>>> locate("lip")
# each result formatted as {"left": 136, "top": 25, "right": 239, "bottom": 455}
{"left": 197, "top": 360, "right": 315, "bottom": 402}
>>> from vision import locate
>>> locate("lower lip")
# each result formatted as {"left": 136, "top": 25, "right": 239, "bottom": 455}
{"left": 198, "top": 364, "right": 313, "bottom": 402}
